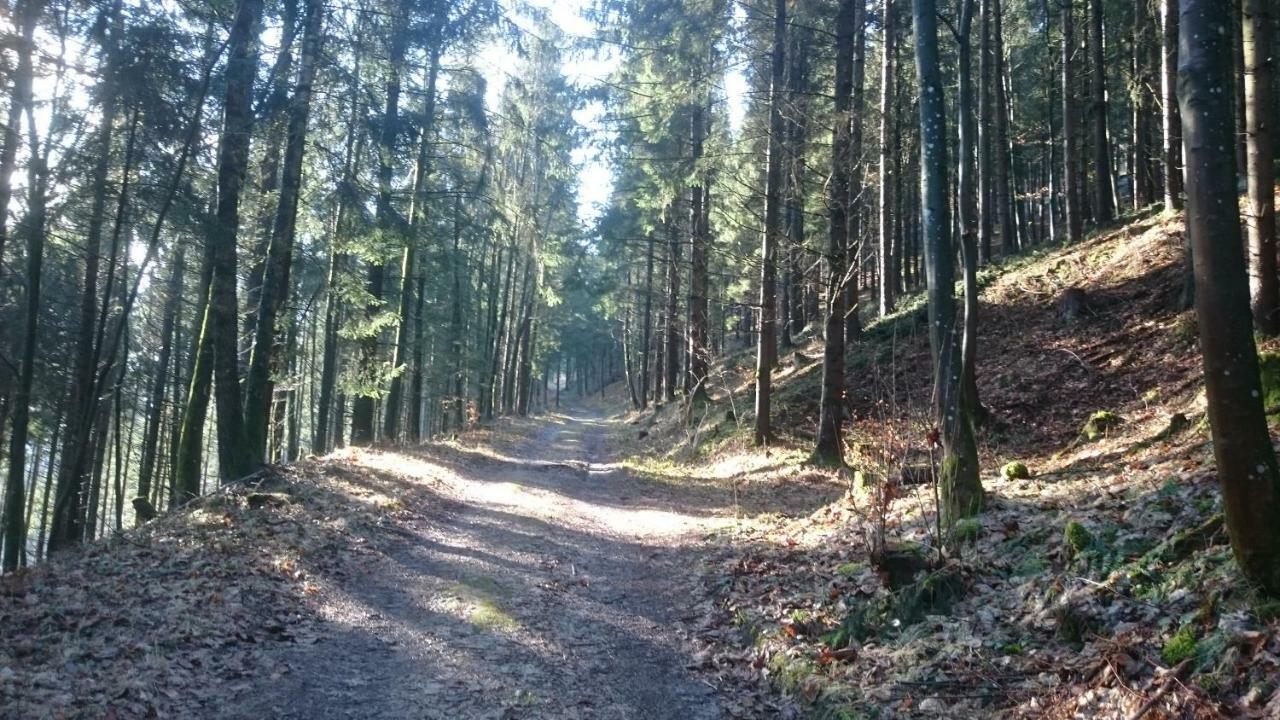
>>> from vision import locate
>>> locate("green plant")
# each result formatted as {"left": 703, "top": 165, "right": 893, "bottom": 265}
{"left": 1162, "top": 625, "right": 1199, "bottom": 665}
{"left": 1064, "top": 520, "right": 1093, "bottom": 555}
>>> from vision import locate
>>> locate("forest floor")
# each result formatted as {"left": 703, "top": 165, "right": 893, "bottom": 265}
{"left": 620, "top": 207, "right": 1280, "bottom": 719}
{"left": 2, "top": 404, "right": 820, "bottom": 719}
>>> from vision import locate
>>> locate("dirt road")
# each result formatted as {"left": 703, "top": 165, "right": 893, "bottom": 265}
{"left": 225, "top": 410, "right": 731, "bottom": 719}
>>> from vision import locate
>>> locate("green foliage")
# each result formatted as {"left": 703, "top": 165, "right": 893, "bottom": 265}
{"left": 1064, "top": 520, "right": 1093, "bottom": 555}
{"left": 1162, "top": 625, "right": 1199, "bottom": 665}
{"left": 952, "top": 518, "right": 982, "bottom": 544}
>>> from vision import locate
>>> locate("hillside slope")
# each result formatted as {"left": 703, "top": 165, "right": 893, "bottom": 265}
{"left": 624, "top": 209, "right": 1280, "bottom": 719}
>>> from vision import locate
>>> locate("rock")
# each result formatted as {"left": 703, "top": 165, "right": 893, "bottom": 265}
{"left": 1079, "top": 410, "right": 1119, "bottom": 441}
{"left": 247, "top": 492, "right": 291, "bottom": 509}
{"left": 1057, "top": 287, "right": 1090, "bottom": 323}
{"left": 918, "top": 698, "right": 946, "bottom": 715}
{"left": 1000, "top": 461, "right": 1030, "bottom": 480}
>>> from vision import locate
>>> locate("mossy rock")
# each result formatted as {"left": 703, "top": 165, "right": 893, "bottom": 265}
{"left": 1080, "top": 411, "right": 1120, "bottom": 441}
{"left": 1001, "top": 461, "right": 1030, "bottom": 480}
{"left": 1064, "top": 520, "right": 1093, "bottom": 555}
{"left": 1259, "top": 352, "right": 1280, "bottom": 410}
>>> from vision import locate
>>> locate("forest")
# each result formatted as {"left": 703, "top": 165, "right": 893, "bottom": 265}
{"left": 1, "top": 0, "right": 1279, "bottom": 717}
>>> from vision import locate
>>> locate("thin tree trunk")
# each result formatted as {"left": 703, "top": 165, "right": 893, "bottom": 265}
{"left": 1162, "top": 0, "right": 1184, "bottom": 210}
{"left": 755, "top": 0, "right": 786, "bottom": 445}
{"left": 879, "top": 0, "right": 897, "bottom": 316}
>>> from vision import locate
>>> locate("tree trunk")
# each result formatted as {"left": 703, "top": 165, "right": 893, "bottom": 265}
{"left": 136, "top": 243, "right": 185, "bottom": 516}
{"left": 664, "top": 208, "right": 680, "bottom": 402}
{"left": 208, "top": 0, "right": 265, "bottom": 481}
{"left": 813, "top": 0, "right": 858, "bottom": 466}
{"left": 1243, "top": 0, "right": 1278, "bottom": 334}
{"left": 958, "top": 0, "right": 984, "bottom": 424}
{"left": 878, "top": 0, "right": 897, "bottom": 316}
{"left": 1088, "top": 0, "right": 1116, "bottom": 223}
{"left": 1062, "top": 0, "right": 1085, "bottom": 242}
{"left": 1179, "top": 0, "right": 1280, "bottom": 595}
{"left": 1162, "top": 0, "right": 1184, "bottom": 210}
{"left": 1, "top": 2, "right": 47, "bottom": 568}
{"left": 245, "top": 0, "right": 323, "bottom": 460}
{"left": 755, "top": 0, "right": 786, "bottom": 445}
{"left": 352, "top": 2, "right": 408, "bottom": 444}
{"left": 688, "top": 104, "right": 710, "bottom": 401}
{"left": 913, "top": 0, "right": 984, "bottom": 525}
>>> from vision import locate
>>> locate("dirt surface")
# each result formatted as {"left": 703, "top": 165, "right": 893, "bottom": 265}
{"left": 224, "top": 410, "right": 732, "bottom": 720}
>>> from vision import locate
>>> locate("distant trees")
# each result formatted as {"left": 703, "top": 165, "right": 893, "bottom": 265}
{"left": 1179, "top": 0, "right": 1280, "bottom": 595}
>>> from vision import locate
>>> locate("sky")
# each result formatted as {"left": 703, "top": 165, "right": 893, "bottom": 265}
{"left": 475, "top": 0, "right": 748, "bottom": 227}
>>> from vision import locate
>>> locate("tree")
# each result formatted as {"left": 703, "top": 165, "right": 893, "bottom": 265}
{"left": 1179, "top": 0, "right": 1280, "bottom": 595}
{"left": 754, "top": 0, "right": 786, "bottom": 446}
{"left": 912, "top": 0, "right": 983, "bottom": 524}
{"left": 812, "top": 0, "right": 860, "bottom": 466}
{"left": 1062, "top": 0, "right": 1084, "bottom": 242}
{"left": 1242, "top": 0, "right": 1277, "bottom": 335}
{"left": 1162, "top": 0, "right": 1183, "bottom": 210}
{"left": 1087, "top": 0, "right": 1115, "bottom": 224}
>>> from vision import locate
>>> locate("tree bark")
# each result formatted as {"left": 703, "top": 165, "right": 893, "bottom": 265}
{"left": 878, "top": 0, "right": 897, "bottom": 317}
{"left": 207, "top": 0, "right": 265, "bottom": 481}
{"left": 1162, "top": 0, "right": 1184, "bottom": 210}
{"left": 813, "top": 0, "right": 858, "bottom": 466}
{"left": 1088, "top": 0, "right": 1116, "bottom": 223}
{"left": 755, "top": 0, "right": 786, "bottom": 445}
{"left": 1179, "top": 0, "right": 1280, "bottom": 595}
{"left": 1062, "top": 0, "right": 1085, "bottom": 242}
{"left": 245, "top": 0, "right": 323, "bottom": 460}
{"left": 913, "top": 0, "right": 984, "bottom": 525}
{"left": 1243, "top": 0, "right": 1278, "bottom": 334}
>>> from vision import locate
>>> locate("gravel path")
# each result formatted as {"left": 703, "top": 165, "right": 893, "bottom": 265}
{"left": 223, "top": 410, "right": 729, "bottom": 720}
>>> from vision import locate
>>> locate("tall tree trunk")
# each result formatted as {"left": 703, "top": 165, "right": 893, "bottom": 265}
{"left": 913, "top": 0, "right": 984, "bottom": 525}
{"left": 352, "top": 2, "right": 408, "bottom": 444}
{"left": 844, "top": 3, "right": 868, "bottom": 341}
{"left": 1179, "top": 0, "right": 1280, "bottom": 595}
{"left": 1, "top": 3, "right": 47, "bottom": 568}
{"left": 992, "top": 0, "right": 1017, "bottom": 251}
{"left": 958, "top": 0, "right": 984, "bottom": 424}
{"left": 1062, "top": 0, "right": 1085, "bottom": 242}
{"left": 978, "top": 0, "right": 995, "bottom": 262}
{"left": 136, "top": 243, "right": 185, "bottom": 519}
{"left": 1088, "top": 0, "right": 1116, "bottom": 224}
{"left": 878, "top": 0, "right": 897, "bottom": 316}
{"left": 385, "top": 43, "right": 442, "bottom": 441}
{"left": 245, "top": 0, "right": 323, "bottom": 461}
{"left": 641, "top": 232, "right": 655, "bottom": 407}
{"left": 755, "top": 0, "right": 786, "bottom": 445}
{"left": 207, "top": 0, "right": 265, "bottom": 481}
{"left": 1243, "top": 0, "right": 1278, "bottom": 334}
{"left": 664, "top": 208, "right": 680, "bottom": 402}
{"left": 1162, "top": 0, "right": 1184, "bottom": 210}
{"left": 813, "top": 0, "right": 858, "bottom": 466}
{"left": 688, "top": 104, "right": 710, "bottom": 401}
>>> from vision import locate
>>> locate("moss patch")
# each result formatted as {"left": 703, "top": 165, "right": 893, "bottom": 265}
{"left": 1080, "top": 411, "right": 1120, "bottom": 441}
{"left": 1162, "top": 625, "right": 1199, "bottom": 665}
{"left": 1001, "top": 461, "right": 1030, "bottom": 480}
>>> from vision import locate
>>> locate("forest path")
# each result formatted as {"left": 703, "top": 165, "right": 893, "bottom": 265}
{"left": 225, "top": 409, "right": 730, "bottom": 720}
